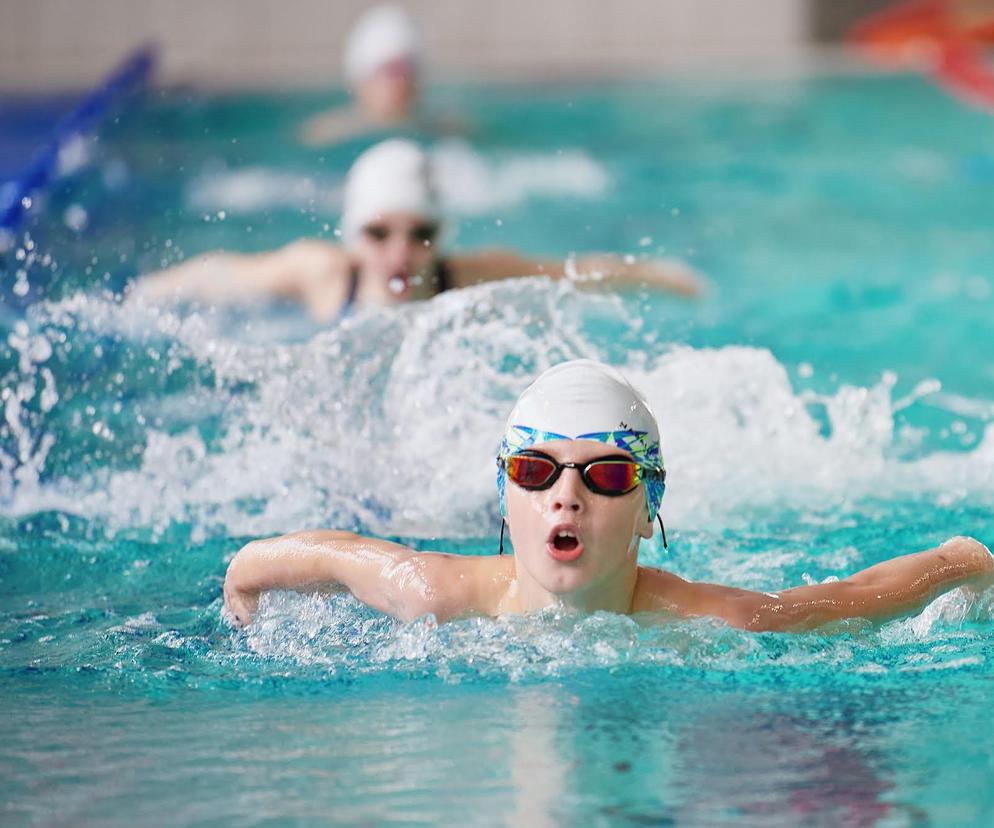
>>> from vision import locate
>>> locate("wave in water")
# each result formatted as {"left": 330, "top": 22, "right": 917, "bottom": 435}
{"left": 2, "top": 278, "right": 992, "bottom": 541}
{"left": 185, "top": 140, "right": 609, "bottom": 218}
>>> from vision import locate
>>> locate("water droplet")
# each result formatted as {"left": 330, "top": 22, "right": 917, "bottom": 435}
{"left": 63, "top": 203, "right": 88, "bottom": 232}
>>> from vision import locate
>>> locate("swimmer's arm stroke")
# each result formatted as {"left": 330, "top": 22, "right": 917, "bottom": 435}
{"left": 446, "top": 250, "right": 704, "bottom": 297}
{"left": 131, "top": 240, "right": 351, "bottom": 321}
{"left": 299, "top": 106, "right": 371, "bottom": 147}
{"left": 223, "top": 530, "right": 503, "bottom": 627}
{"left": 639, "top": 536, "right": 994, "bottom": 632}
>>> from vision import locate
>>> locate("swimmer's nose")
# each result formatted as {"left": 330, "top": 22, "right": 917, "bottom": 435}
{"left": 385, "top": 233, "right": 417, "bottom": 270}
{"left": 549, "top": 468, "right": 584, "bottom": 513}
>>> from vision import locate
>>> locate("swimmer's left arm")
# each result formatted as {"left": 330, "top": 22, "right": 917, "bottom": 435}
{"left": 570, "top": 253, "right": 704, "bottom": 297}
{"left": 447, "top": 251, "right": 703, "bottom": 297}
{"left": 642, "top": 536, "right": 994, "bottom": 631}
{"left": 299, "top": 107, "right": 368, "bottom": 147}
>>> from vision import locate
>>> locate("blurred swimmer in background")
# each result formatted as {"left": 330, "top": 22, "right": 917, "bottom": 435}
{"left": 299, "top": 4, "right": 460, "bottom": 147}
{"left": 133, "top": 139, "right": 703, "bottom": 322}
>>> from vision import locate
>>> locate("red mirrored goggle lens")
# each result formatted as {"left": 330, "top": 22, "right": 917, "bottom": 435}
{"left": 504, "top": 454, "right": 642, "bottom": 495}
{"left": 505, "top": 455, "right": 557, "bottom": 488}
{"left": 584, "top": 460, "right": 640, "bottom": 494}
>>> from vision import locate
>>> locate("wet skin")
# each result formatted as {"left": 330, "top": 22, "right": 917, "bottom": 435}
{"left": 357, "top": 60, "right": 417, "bottom": 123}
{"left": 350, "top": 211, "right": 440, "bottom": 304}
{"left": 502, "top": 440, "right": 654, "bottom": 615}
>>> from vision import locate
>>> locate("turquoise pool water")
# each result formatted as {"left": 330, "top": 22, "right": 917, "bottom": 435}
{"left": 3, "top": 73, "right": 994, "bottom": 825}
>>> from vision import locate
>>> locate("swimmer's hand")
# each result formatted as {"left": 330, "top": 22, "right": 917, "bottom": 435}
{"left": 224, "top": 541, "right": 283, "bottom": 627}
{"left": 953, "top": 536, "right": 994, "bottom": 599}
{"left": 223, "top": 571, "right": 260, "bottom": 628}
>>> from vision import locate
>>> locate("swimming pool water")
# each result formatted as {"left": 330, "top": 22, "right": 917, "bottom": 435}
{"left": 2, "top": 73, "right": 994, "bottom": 825}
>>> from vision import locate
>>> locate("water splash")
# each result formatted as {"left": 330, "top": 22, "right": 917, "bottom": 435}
{"left": 232, "top": 584, "right": 993, "bottom": 685}
{"left": 2, "top": 278, "right": 993, "bottom": 540}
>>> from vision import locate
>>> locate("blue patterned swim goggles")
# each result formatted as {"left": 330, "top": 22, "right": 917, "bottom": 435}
{"left": 497, "top": 425, "right": 666, "bottom": 522}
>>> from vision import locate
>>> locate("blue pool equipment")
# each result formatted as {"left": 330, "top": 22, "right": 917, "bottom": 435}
{"left": 0, "top": 45, "right": 157, "bottom": 236}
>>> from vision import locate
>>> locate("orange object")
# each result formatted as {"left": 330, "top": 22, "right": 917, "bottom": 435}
{"left": 850, "top": 0, "right": 994, "bottom": 110}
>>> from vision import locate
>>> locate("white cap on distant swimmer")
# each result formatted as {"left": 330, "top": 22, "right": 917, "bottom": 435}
{"left": 340, "top": 139, "right": 439, "bottom": 245}
{"left": 344, "top": 4, "right": 420, "bottom": 85}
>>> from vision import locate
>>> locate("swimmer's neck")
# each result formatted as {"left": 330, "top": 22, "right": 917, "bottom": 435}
{"left": 499, "top": 561, "right": 639, "bottom": 616}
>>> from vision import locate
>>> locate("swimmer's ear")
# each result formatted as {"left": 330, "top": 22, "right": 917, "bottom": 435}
{"left": 638, "top": 516, "right": 653, "bottom": 541}
{"left": 637, "top": 506, "right": 653, "bottom": 540}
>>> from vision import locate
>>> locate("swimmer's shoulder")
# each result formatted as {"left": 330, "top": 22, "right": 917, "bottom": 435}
{"left": 280, "top": 238, "right": 348, "bottom": 269}
{"left": 420, "top": 550, "right": 515, "bottom": 620}
{"left": 274, "top": 239, "right": 352, "bottom": 318}
{"left": 631, "top": 565, "right": 694, "bottom": 615}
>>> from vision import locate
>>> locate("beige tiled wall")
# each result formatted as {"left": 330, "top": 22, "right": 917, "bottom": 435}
{"left": 0, "top": 0, "right": 811, "bottom": 90}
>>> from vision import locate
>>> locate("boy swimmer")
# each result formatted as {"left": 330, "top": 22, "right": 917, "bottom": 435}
{"left": 134, "top": 140, "right": 701, "bottom": 321}
{"left": 223, "top": 360, "right": 994, "bottom": 629}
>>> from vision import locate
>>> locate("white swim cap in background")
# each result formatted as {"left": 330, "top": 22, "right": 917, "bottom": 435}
{"left": 343, "top": 4, "right": 421, "bottom": 86}
{"left": 340, "top": 139, "right": 440, "bottom": 245}
{"left": 497, "top": 360, "right": 666, "bottom": 519}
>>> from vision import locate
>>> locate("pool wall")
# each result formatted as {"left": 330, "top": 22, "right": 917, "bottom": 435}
{"left": 3, "top": 0, "right": 813, "bottom": 90}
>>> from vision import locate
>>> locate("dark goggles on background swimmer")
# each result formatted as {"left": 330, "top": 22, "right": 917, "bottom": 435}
{"left": 497, "top": 450, "right": 665, "bottom": 497}
{"left": 362, "top": 222, "right": 439, "bottom": 245}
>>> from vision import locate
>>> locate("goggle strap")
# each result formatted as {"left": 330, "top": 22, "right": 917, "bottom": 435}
{"left": 657, "top": 513, "right": 668, "bottom": 551}
{"left": 499, "top": 518, "right": 506, "bottom": 556}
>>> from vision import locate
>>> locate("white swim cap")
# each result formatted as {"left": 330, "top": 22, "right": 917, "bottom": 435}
{"left": 343, "top": 4, "right": 420, "bottom": 86}
{"left": 497, "top": 360, "right": 665, "bottom": 519}
{"left": 340, "top": 139, "right": 440, "bottom": 245}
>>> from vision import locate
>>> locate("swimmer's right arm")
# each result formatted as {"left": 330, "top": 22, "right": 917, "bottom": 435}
{"left": 131, "top": 240, "right": 351, "bottom": 321}
{"left": 223, "top": 530, "right": 497, "bottom": 626}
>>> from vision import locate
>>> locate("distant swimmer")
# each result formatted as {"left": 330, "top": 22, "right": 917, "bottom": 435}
{"left": 223, "top": 359, "right": 994, "bottom": 629}
{"left": 133, "top": 140, "right": 702, "bottom": 321}
{"left": 299, "top": 4, "right": 461, "bottom": 147}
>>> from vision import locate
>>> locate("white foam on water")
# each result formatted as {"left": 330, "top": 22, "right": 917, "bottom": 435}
{"left": 236, "top": 586, "right": 993, "bottom": 683}
{"left": 187, "top": 168, "right": 343, "bottom": 215}
{"left": 430, "top": 139, "right": 609, "bottom": 214}
{"left": 2, "top": 278, "right": 993, "bottom": 540}
{"left": 184, "top": 142, "right": 609, "bottom": 218}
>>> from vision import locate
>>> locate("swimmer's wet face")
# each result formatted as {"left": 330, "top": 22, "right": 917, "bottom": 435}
{"left": 358, "top": 58, "right": 417, "bottom": 122}
{"left": 504, "top": 439, "right": 654, "bottom": 607}
{"left": 351, "top": 210, "right": 439, "bottom": 303}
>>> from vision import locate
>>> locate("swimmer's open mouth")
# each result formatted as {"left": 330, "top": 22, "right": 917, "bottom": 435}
{"left": 387, "top": 271, "right": 411, "bottom": 296}
{"left": 547, "top": 524, "right": 584, "bottom": 562}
